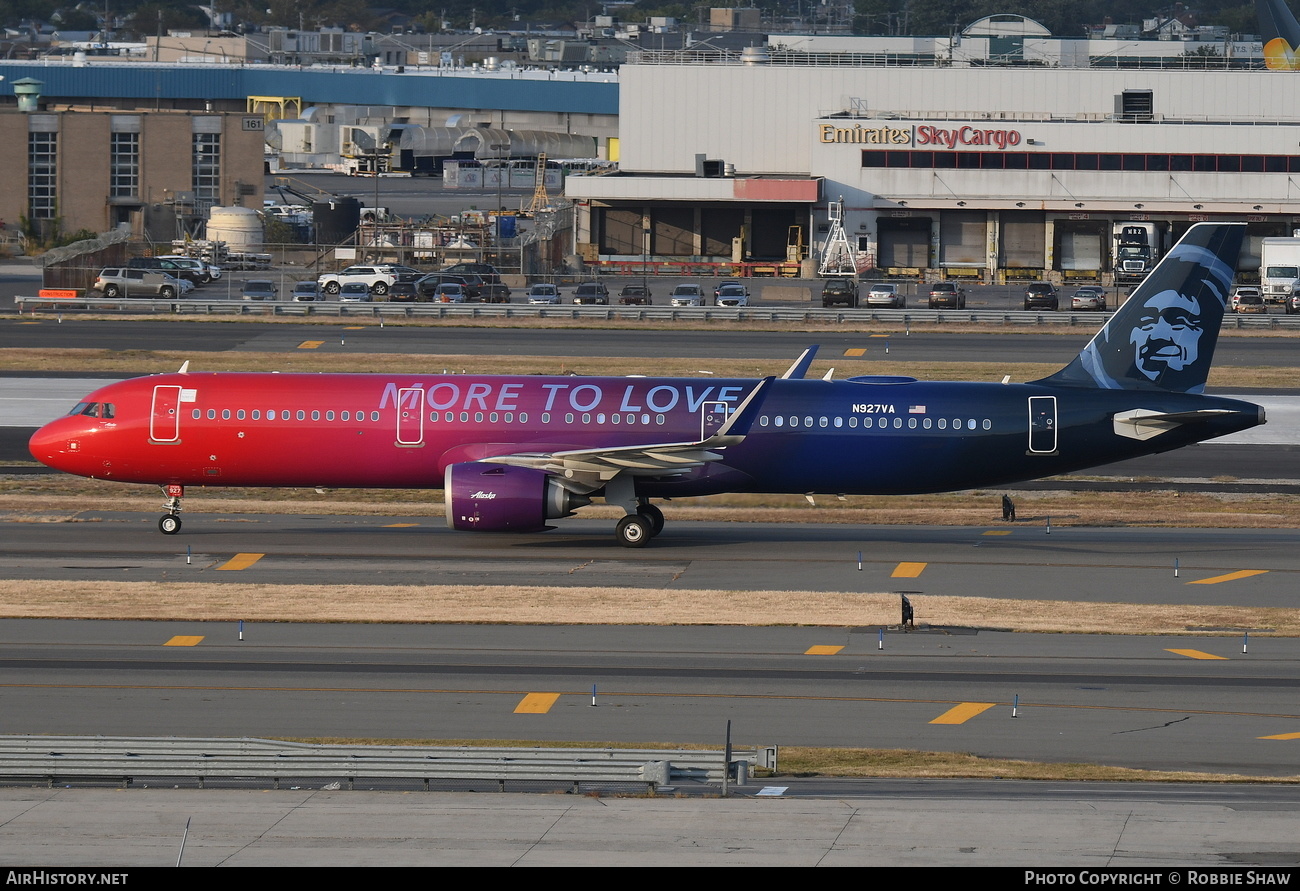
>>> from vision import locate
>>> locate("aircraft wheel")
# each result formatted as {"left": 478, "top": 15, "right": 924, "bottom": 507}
{"left": 159, "top": 514, "right": 181, "bottom": 535}
{"left": 637, "top": 504, "right": 665, "bottom": 537}
{"left": 615, "top": 514, "right": 652, "bottom": 548}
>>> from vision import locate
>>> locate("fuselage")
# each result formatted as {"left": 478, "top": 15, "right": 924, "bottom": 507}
{"left": 28, "top": 371, "right": 1264, "bottom": 497}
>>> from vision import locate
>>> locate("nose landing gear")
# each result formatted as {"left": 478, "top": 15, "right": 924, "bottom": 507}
{"left": 158, "top": 484, "right": 183, "bottom": 535}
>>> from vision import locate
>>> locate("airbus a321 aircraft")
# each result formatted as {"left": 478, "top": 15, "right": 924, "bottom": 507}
{"left": 30, "top": 223, "right": 1263, "bottom": 547}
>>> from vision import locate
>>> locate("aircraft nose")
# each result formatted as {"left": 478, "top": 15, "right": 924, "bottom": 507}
{"left": 28, "top": 417, "right": 94, "bottom": 474}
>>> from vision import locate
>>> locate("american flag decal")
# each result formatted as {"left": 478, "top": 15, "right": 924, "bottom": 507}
{"left": 909, "top": 405, "right": 926, "bottom": 414}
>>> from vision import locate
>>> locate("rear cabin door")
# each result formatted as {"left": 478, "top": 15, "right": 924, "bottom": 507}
{"left": 1028, "top": 396, "right": 1057, "bottom": 454}
{"left": 150, "top": 385, "right": 182, "bottom": 443}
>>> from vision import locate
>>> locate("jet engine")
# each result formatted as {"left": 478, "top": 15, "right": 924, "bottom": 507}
{"left": 444, "top": 463, "right": 590, "bottom": 532}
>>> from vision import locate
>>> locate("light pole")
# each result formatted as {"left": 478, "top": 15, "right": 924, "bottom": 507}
{"left": 642, "top": 214, "right": 650, "bottom": 295}
{"left": 489, "top": 142, "right": 508, "bottom": 269}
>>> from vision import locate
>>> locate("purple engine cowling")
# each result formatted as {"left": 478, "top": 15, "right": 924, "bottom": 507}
{"left": 444, "top": 463, "right": 588, "bottom": 532}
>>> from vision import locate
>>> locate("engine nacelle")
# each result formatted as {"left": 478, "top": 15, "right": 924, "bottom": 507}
{"left": 444, "top": 463, "right": 589, "bottom": 532}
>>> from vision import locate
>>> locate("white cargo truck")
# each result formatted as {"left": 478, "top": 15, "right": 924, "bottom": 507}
{"left": 1112, "top": 222, "right": 1163, "bottom": 284}
{"left": 1259, "top": 237, "right": 1300, "bottom": 304}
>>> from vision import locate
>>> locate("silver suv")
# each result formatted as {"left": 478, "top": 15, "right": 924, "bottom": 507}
{"left": 92, "top": 267, "right": 193, "bottom": 299}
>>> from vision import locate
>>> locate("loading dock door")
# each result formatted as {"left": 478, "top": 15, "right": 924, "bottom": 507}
{"left": 938, "top": 211, "right": 985, "bottom": 267}
{"left": 999, "top": 214, "right": 1045, "bottom": 268}
{"left": 878, "top": 218, "right": 930, "bottom": 268}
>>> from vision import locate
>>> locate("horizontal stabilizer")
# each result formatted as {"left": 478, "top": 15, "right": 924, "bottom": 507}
{"left": 1113, "top": 408, "right": 1235, "bottom": 441}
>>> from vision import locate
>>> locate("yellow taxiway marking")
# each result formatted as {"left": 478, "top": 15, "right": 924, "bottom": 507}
{"left": 869, "top": 333, "right": 890, "bottom": 338}
{"left": 843, "top": 348, "right": 867, "bottom": 356}
{"left": 804, "top": 645, "right": 844, "bottom": 655}
{"left": 1259, "top": 732, "right": 1300, "bottom": 740}
{"left": 164, "top": 636, "right": 204, "bottom": 647}
{"left": 298, "top": 340, "right": 324, "bottom": 349}
{"left": 891, "top": 562, "right": 926, "bottom": 578}
{"left": 1166, "top": 649, "right": 1228, "bottom": 660}
{"left": 982, "top": 530, "right": 1011, "bottom": 536}
{"left": 1187, "top": 570, "right": 1268, "bottom": 585}
{"left": 216, "top": 553, "right": 264, "bottom": 571}
{"left": 343, "top": 326, "right": 366, "bottom": 330}
{"left": 383, "top": 523, "right": 420, "bottom": 528}
{"left": 930, "top": 702, "right": 996, "bottom": 724}
{"left": 514, "top": 693, "right": 560, "bottom": 714}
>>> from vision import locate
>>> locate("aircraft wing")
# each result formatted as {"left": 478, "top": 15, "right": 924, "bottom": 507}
{"left": 479, "top": 376, "right": 774, "bottom": 490}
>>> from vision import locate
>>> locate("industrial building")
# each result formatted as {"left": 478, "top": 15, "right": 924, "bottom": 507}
{"left": 566, "top": 32, "right": 1300, "bottom": 282}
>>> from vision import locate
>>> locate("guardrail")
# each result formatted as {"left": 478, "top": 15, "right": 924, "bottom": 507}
{"left": 0, "top": 736, "right": 771, "bottom": 794}
{"left": 15, "top": 297, "right": 1300, "bottom": 329}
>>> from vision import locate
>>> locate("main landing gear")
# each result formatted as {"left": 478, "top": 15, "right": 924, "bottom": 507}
{"left": 158, "top": 484, "right": 183, "bottom": 535}
{"left": 612, "top": 494, "right": 665, "bottom": 549}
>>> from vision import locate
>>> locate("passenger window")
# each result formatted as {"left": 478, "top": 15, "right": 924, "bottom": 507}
{"left": 237, "top": 410, "right": 245, "bottom": 420}
{"left": 341, "top": 411, "right": 349, "bottom": 421}
{"left": 207, "top": 410, "right": 216, "bottom": 419}
{"left": 371, "top": 412, "right": 379, "bottom": 421}
{"left": 296, "top": 411, "right": 305, "bottom": 421}
{"left": 311, "top": 411, "right": 320, "bottom": 421}
{"left": 252, "top": 410, "right": 260, "bottom": 420}
{"left": 192, "top": 409, "right": 201, "bottom": 419}
{"left": 519, "top": 413, "right": 527, "bottom": 423}
{"left": 222, "top": 410, "right": 231, "bottom": 420}
{"left": 327, "top": 411, "right": 335, "bottom": 421}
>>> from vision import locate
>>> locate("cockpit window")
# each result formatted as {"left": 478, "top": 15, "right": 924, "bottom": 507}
{"left": 67, "top": 402, "right": 112, "bottom": 419}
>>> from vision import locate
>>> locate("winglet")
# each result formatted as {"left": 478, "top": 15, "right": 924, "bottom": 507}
{"left": 714, "top": 376, "right": 775, "bottom": 439}
{"left": 781, "top": 346, "right": 818, "bottom": 380}
{"left": 178, "top": 361, "right": 190, "bottom": 374}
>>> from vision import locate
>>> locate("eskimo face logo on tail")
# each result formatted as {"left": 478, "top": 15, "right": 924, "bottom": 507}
{"left": 1035, "top": 224, "right": 1243, "bottom": 395}
{"left": 1129, "top": 289, "right": 1204, "bottom": 382}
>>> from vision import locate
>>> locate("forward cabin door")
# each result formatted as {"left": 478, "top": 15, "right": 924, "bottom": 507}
{"left": 150, "top": 385, "right": 182, "bottom": 443}
{"left": 1028, "top": 396, "right": 1058, "bottom": 454}
{"left": 395, "top": 386, "right": 425, "bottom": 446}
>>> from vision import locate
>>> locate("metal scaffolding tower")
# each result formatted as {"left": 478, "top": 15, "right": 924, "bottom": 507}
{"left": 818, "top": 196, "right": 857, "bottom": 277}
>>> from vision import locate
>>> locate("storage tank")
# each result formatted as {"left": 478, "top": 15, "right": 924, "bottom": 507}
{"left": 313, "top": 197, "right": 362, "bottom": 246}
{"left": 206, "top": 206, "right": 264, "bottom": 247}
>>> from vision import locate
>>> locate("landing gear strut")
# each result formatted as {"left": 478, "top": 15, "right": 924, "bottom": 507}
{"left": 158, "top": 484, "right": 183, "bottom": 535}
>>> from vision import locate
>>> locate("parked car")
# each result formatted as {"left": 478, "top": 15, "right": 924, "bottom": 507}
{"left": 339, "top": 282, "right": 372, "bottom": 302}
{"left": 433, "top": 282, "right": 467, "bottom": 303}
{"left": 386, "top": 281, "right": 420, "bottom": 302}
{"left": 441, "top": 262, "right": 502, "bottom": 284}
{"left": 157, "top": 255, "right": 221, "bottom": 284}
{"left": 929, "top": 282, "right": 968, "bottom": 309}
{"left": 1233, "top": 286, "right": 1263, "bottom": 312}
{"left": 1022, "top": 283, "right": 1058, "bottom": 311}
{"left": 1070, "top": 286, "right": 1108, "bottom": 311}
{"left": 1235, "top": 289, "right": 1267, "bottom": 314}
{"left": 479, "top": 282, "right": 512, "bottom": 303}
{"left": 572, "top": 282, "right": 610, "bottom": 305}
{"left": 92, "top": 267, "right": 192, "bottom": 299}
{"left": 618, "top": 285, "right": 652, "bottom": 305}
{"left": 127, "top": 256, "right": 205, "bottom": 286}
{"left": 317, "top": 264, "right": 420, "bottom": 297}
{"left": 669, "top": 284, "right": 705, "bottom": 307}
{"left": 240, "top": 280, "right": 278, "bottom": 301}
{"left": 821, "top": 279, "right": 858, "bottom": 308}
{"left": 715, "top": 283, "right": 750, "bottom": 307}
{"left": 1286, "top": 292, "right": 1300, "bottom": 315}
{"left": 290, "top": 281, "right": 321, "bottom": 302}
{"left": 525, "top": 283, "right": 561, "bottom": 304}
{"left": 865, "top": 283, "right": 904, "bottom": 308}
{"left": 416, "top": 273, "right": 474, "bottom": 301}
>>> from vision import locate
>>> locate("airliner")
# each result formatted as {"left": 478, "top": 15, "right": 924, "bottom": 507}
{"left": 29, "top": 223, "right": 1263, "bottom": 547}
{"left": 1259, "top": 0, "right": 1300, "bottom": 69}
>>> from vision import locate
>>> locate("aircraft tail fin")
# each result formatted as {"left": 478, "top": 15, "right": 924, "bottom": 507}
{"left": 1258, "top": 0, "right": 1300, "bottom": 69}
{"left": 1034, "top": 223, "right": 1244, "bottom": 395}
